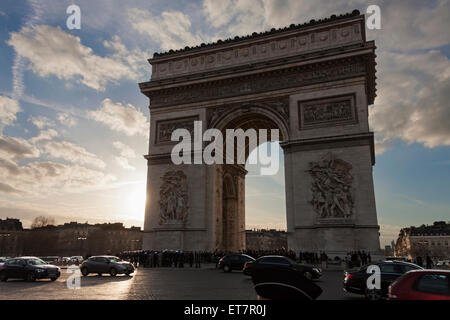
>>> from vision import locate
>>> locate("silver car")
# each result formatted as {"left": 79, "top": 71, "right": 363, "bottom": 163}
{"left": 80, "top": 256, "right": 134, "bottom": 277}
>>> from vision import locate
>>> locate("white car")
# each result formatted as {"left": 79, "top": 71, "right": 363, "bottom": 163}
{"left": 436, "top": 260, "right": 450, "bottom": 268}
{"left": 70, "top": 256, "right": 84, "bottom": 264}
{"left": 0, "top": 257, "right": 7, "bottom": 266}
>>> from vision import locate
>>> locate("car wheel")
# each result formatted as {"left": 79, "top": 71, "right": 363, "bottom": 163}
{"left": 110, "top": 268, "right": 118, "bottom": 277}
{"left": 0, "top": 271, "right": 7, "bottom": 282}
{"left": 304, "top": 271, "right": 313, "bottom": 280}
{"left": 50, "top": 277, "right": 58, "bottom": 281}
{"left": 125, "top": 271, "right": 132, "bottom": 276}
{"left": 81, "top": 267, "right": 89, "bottom": 276}
{"left": 365, "top": 288, "right": 382, "bottom": 301}
{"left": 27, "top": 272, "right": 36, "bottom": 282}
{"left": 223, "top": 265, "right": 231, "bottom": 273}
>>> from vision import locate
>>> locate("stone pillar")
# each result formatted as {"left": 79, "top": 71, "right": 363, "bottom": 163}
{"left": 283, "top": 81, "right": 381, "bottom": 256}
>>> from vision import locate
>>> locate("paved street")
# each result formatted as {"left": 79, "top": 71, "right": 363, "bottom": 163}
{"left": 0, "top": 265, "right": 364, "bottom": 300}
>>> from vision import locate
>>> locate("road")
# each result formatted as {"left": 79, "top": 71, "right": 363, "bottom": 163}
{"left": 0, "top": 265, "right": 364, "bottom": 300}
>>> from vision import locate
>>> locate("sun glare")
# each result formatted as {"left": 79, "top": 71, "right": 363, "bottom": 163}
{"left": 122, "top": 182, "right": 147, "bottom": 223}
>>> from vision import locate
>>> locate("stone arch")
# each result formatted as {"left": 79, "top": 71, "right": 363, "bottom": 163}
{"left": 140, "top": 11, "right": 381, "bottom": 256}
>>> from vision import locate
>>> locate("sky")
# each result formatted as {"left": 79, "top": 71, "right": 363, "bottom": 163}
{"left": 0, "top": 0, "right": 449, "bottom": 247}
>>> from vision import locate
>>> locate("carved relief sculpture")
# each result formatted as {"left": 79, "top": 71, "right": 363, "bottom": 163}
{"left": 307, "top": 153, "right": 354, "bottom": 219}
{"left": 159, "top": 170, "right": 189, "bottom": 224}
{"left": 156, "top": 116, "right": 198, "bottom": 143}
{"left": 299, "top": 95, "right": 356, "bottom": 129}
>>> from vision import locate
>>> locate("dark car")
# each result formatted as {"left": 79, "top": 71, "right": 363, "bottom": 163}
{"left": 251, "top": 267, "right": 323, "bottom": 300}
{"left": 218, "top": 254, "right": 255, "bottom": 272}
{"left": 80, "top": 255, "right": 134, "bottom": 277}
{"left": 0, "top": 257, "right": 61, "bottom": 282}
{"left": 244, "top": 255, "right": 322, "bottom": 280}
{"left": 343, "top": 261, "right": 423, "bottom": 300}
{"left": 388, "top": 270, "right": 450, "bottom": 300}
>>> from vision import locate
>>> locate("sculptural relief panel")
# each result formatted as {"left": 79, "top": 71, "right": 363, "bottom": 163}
{"left": 159, "top": 170, "right": 189, "bottom": 225}
{"left": 299, "top": 94, "right": 357, "bottom": 129}
{"left": 155, "top": 116, "right": 198, "bottom": 144}
{"left": 306, "top": 153, "right": 354, "bottom": 222}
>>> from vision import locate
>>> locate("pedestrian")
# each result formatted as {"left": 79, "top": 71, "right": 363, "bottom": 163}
{"left": 426, "top": 254, "right": 432, "bottom": 269}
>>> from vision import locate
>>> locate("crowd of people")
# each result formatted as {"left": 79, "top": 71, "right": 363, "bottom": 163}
{"left": 344, "top": 251, "right": 372, "bottom": 268}
{"left": 117, "top": 249, "right": 339, "bottom": 268}
{"left": 118, "top": 250, "right": 219, "bottom": 268}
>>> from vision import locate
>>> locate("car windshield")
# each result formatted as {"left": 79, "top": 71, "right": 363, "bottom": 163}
{"left": 26, "top": 258, "right": 47, "bottom": 265}
{"left": 108, "top": 257, "right": 122, "bottom": 262}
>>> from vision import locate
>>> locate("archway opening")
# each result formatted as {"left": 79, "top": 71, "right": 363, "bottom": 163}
{"left": 245, "top": 142, "right": 287, "bottom": 250}
{"left": 213, "top": 109, "right": 288, "bottom": 252}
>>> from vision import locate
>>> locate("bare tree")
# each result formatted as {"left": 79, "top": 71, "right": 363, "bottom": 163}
{"left": 30, "top": 216, "right": 56, "bottom": 229}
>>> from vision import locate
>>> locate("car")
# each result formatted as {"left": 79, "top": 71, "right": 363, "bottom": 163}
{"left": 0, "top": 257, "right": 7, "bottom": 266}
{"left": 70, "top": 256, "right": 84, "bottom": 264}
{"left": 80, "top": 255, "right": 134, "bottom": 277}
{"left": 388, "top": 270, "right": 450, "bottom": 300}
{"left": 436, "top": 260, "right": 450, "bottom": 269}
{"left": 218, "top": 254, "right": 255, "bottom": 272}
{"left": 0, "top": 257, "right": 61, "bottom": 282}
{"left": 244, "top": 255, "right": 322, "bottom": 280}
{"left": 40, "top": 256, "right": 59, "bottom": 265}
{"left": 343, "top": 261, "right": 423, "bottom": 300}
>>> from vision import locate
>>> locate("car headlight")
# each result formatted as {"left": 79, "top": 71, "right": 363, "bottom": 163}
{"left": 35, "top": 268, "right": 45, "bottom": 273}
{"left": 313, "top": 268, "right": 321, "bottom": 273}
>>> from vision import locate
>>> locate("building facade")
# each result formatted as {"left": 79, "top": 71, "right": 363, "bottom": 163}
{"left": 0, "top": 218, "right": 24, "bottom": 257}
{"left": 0, "top": 220, "right": 142, "bottom": 257}
{"left": 395, "top": 221, "right": 450, "bottom": 259}
{"left": 245, "top": 229, "right": 288, "bottom": 251}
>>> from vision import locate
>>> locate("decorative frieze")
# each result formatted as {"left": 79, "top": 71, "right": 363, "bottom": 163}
{"left": 151, "top": 21, "right": 363, "bottom": 80}
{"left": 299, "top": 94, "right": 357, "bottom": 129}
{"left": 155, "top": 116, "right": 198, "bottom": 144}
{"left": 149, "top": 60, "right": 366, "bottom": 107}
{"left": 207, "top": 98, "right": 290, "bottom": 127}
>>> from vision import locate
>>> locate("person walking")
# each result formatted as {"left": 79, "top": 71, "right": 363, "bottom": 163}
{"left": 426, "top": 254, "right": 433, "bottom": 269}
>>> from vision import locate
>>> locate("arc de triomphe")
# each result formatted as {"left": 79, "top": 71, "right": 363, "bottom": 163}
{"left": 139, "top": 10, "right": 381, "bottom": 255}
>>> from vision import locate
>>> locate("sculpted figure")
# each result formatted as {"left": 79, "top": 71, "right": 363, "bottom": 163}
{"left": 307, "top": 153, "right": 354, "bottom": 219}
{"left": 159, "top": 170, "right": 189, "bottom": 224}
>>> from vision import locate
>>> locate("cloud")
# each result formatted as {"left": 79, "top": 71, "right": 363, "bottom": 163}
{"left": 369, "top": 50, "right": 450, "bottom": 152}
{"left": 0, "top": 135, "right": 40, "bottom": 160}
{"left": 88, "top": 98, "right": 149, "bottom": 137}
{"left": 0, "top": 96, "right": 21, "bottom": 129}
{"left": 103, "top": 35, "right": 149, "bottom": 79}
{"left": 42, "top": 140, "right": 106, "bottom": 169}
{"left": 57, "top": 112, "right": 78, "bottom": 127}
{"left": 0, "top": 182, "right": 23, "bottom": 195}
{"left": 113, "top": 141, "right": 136, "bottom": 171}
{"left": 113, "top": 141, "right": 136, "bottom": 158}
{"left": 128, "top": 8, "right": 206, "bottom": 51}
{"left": 30, "top": 128, "right": 58, "bottom": 143}
{"left": 7, "top": 25, "right": 139, "bottom": 91}
{"left": 374, "top": 0, "right": 450, "bottom": 51}
{"left": 203, "top": 0, "right": 266, "bottom": 37}
{"left": 202, "top": 0, "right": 237, "bottom": 28}
{"left": 30, "top": 115, "right": 55, "bottom": 129}
{"left": 114, "top": 156, "right": 136, "bottom": 171}
{"left": 0, "top": 158, "right": 116, "bottom": 195}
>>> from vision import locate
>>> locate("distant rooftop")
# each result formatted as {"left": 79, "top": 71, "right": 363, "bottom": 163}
{"left": 153, "top": 9, "right": 362, "bottom": 58}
